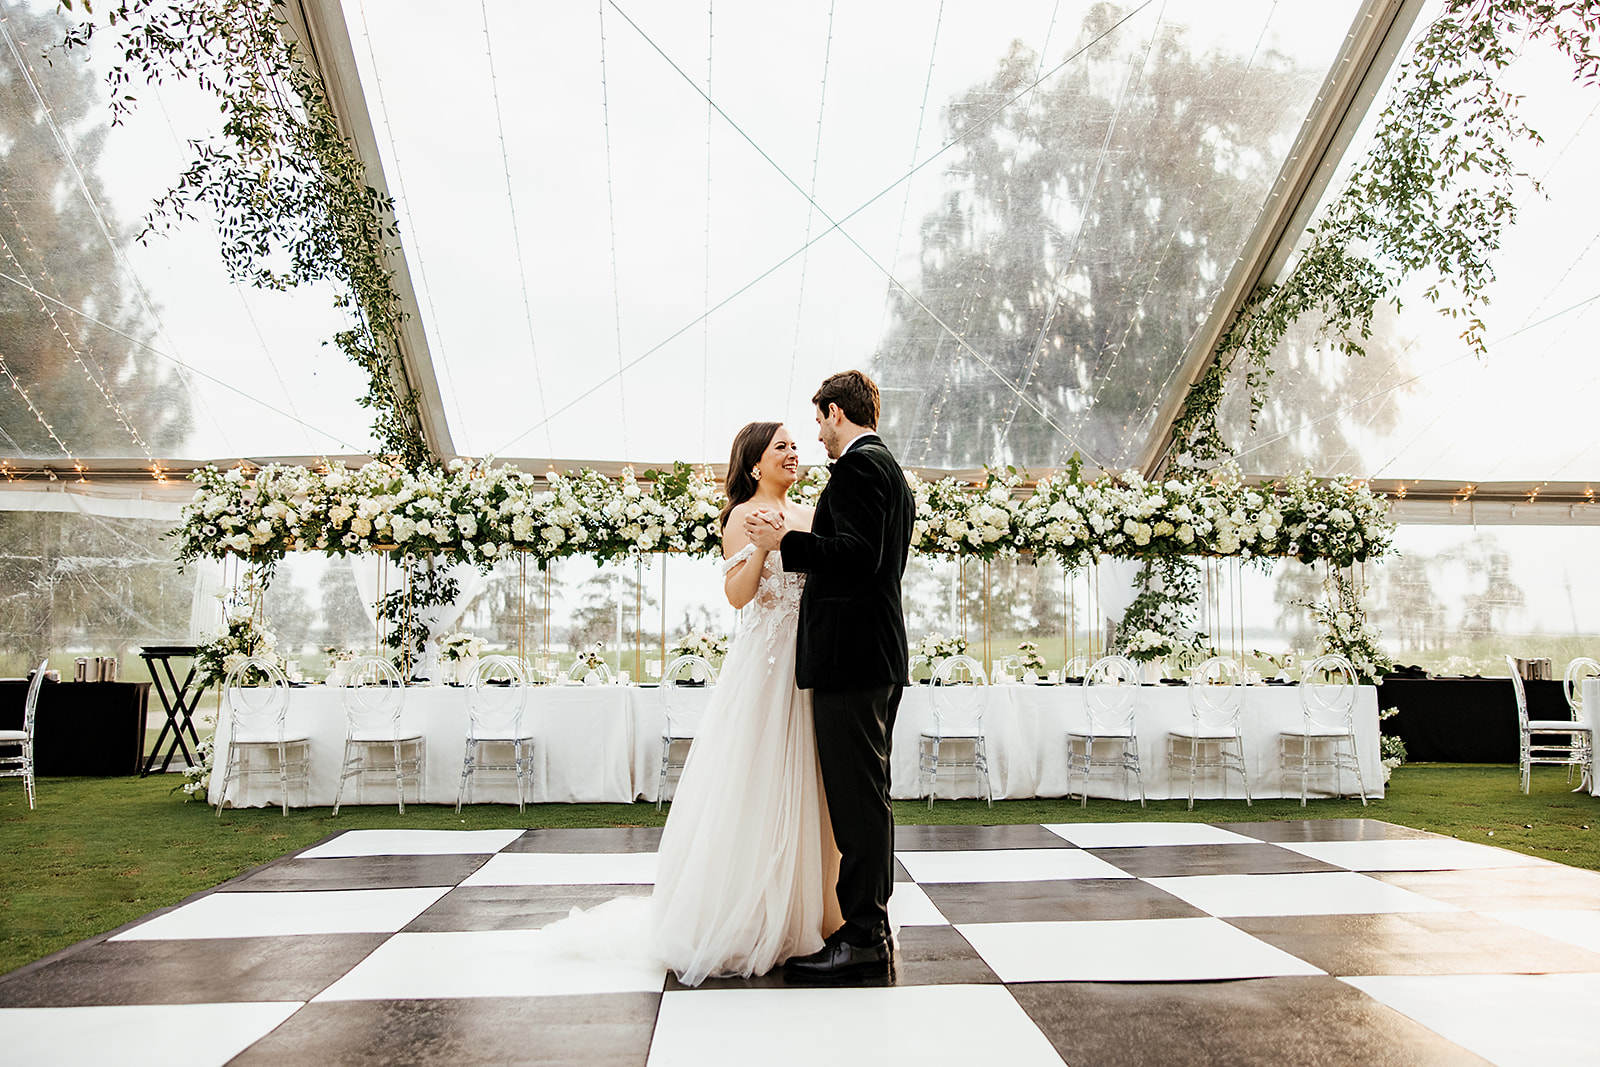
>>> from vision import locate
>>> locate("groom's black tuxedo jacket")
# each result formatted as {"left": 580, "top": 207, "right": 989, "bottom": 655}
{"left": 780, "top": 435, "right": 914, "bottom": 691}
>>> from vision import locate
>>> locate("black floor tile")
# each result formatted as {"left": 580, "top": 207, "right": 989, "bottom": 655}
{"left": 1219, "top": 819, "right": 1442, "bottom": 843}
{"left": 1228, "top": 911, "right": 1600, "bottom": 976}
{"left": 1009, "top": 976, "right": 1490, "bottom": 1067}
{"left": 893, "top": 824, "right": 1076, "bottom": 851}
{"left": 0, "top": 935, "right": 386, "bottom": 1007}
{"left": 921, "top": 878, "right": 1204, "bottom": 924}
{"left": 1087, "top": 842, "right": 1344, "bottom": 878}
{"left": 504, "top": 828, "right": 663, "bottom": 854}
{"left": 890, "top": 924, "right": 1000, "bottom": 985}
{"left": 405, "top": 885, "right": 652, "bottom": 933}
{"left": 1370, "top": 866, "right": 1600, "bottom": 910}
{"left": 228, "top": 995, "right": 660, "bottom": 1067}
{"left": 221, "top": 855, "right": 490, "bottom": 891}
{"left": 893, "top": 858, "right": 911, "bottom": 882}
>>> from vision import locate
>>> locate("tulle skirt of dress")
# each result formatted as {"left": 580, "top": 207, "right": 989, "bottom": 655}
{"left": 539, "top": 620, "right": 841, "bottom": 987}
{"left": 649, "top": 621, "right": 842, "bottom": 985}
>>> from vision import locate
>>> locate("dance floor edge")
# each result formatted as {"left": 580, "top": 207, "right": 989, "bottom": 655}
{"left": 2, "top": 819, "right": 1596, "bottom": 1067}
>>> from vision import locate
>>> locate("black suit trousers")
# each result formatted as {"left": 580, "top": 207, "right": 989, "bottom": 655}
{"left": 812, "top": 683, "right": 901, "bottom": 946}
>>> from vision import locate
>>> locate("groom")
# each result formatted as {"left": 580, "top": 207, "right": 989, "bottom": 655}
{"left": 745, "top": 370, "right": 914, "bottom": 979}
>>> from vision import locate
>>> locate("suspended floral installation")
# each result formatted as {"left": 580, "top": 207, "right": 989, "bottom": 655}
{"left": 171, "top": 458, "right": 1392, "bottom": 571}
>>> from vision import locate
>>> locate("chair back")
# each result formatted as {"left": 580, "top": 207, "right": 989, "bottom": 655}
{"left": 222, "top": 657, "right": 291, "bottom": 740}
{"left": 1063, "top": 655, "right": 1091, "bottom": 681}
{"left": 932, "top": 655, "right": 988, "bottom": 737}
{"left": 1082, "top": 654, "right": 1140, "bottom": 734}
{"left": 1505, "top": 653, "right": 1530, "bottom": 731}
{"left": 469, "top": 654, "right": 530, "bottom": 739}
{"left": 21, "top": 659, "right": 47, "bottom": 739}
{"left": 661, "top": 655, "right": 716, "bottom": 739}
{"left": 1563, "top": 657, "right": 1599, "bottom": 724}
{"left": 908, "top": 655, "right": 933, "bottom": 685}
{"left": 340, "top": 656, "right": 405, "bottom": 738}
{"left": 567, "top": 657, "right": 615, "bottom": 684}
{"left": 1188, "top": 656, "right": 1246, "bottom": 730}
{"left": 1301, "top": 653, "right": 1357, "bottom": 731}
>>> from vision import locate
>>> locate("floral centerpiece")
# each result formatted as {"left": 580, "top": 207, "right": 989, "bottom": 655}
{"left": 196, "top": 614, "right": 281, "bottom": 686}
{"left": 1122, "top": 629, "right": 1176, "bottom": 665}
{"left": 440, "top": 632, "right": 487, "bottom": 662}
{"left": 669, "top": 629, "right": 728, "bottom": 662}
{"left": 914, "top": 633, "right": 968, "bottom": 662}
{"left": 1016, "top": 641, "right": 1047, "bottom": 675}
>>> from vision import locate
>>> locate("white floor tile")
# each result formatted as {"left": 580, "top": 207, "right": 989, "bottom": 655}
{"left": 896, "top": 848, "right": 1132, "bottom": 884}
{"left": 1146, "top": 872, "right": 1461, "bottom": 917}
{"left": 1274, "top": 838, "right": 1553, "bottom": 871}
{"left": 313, "top": 930, "right": 666, "bottom": 1001}
{"left": 1043, "top": 822, "right": 1260, "bottom": 848}
{"left": 1487, "top": 910, "right": 1600, "bottom": 956}
{"left": 0, "top": 1002, "right": 301, "bottom": 1067}
{"left": 460, "top": 852, "right": 659, "bottom": 886}
{"left": 111, "top": 887, "right": 451, "bottom": 941}
{"left": 888, "top": 883, "right": 947, "bottom": 928}
{"left": 1343, "top": 973, "right": 1600, "bottom": 1067}
{"left": 298, "top": 829, "right": 525, "bottom": 858}
{"left": 957, "top": 917, "right": 1325, "bottom": 982}
{"left": 647, "top": 985, "right": 1064, "bottom": 1067}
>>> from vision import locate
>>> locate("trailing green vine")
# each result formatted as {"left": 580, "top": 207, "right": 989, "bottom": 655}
{"left": 59, "top": 0, "right": 430, "bottom": 469}
{"left": 1171, "top": 0, "right": 1600, "bottom": 465}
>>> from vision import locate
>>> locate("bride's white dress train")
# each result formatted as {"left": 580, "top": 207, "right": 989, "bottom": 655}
{"left": 544, "top": 543, "right": 840, "bottom": 986}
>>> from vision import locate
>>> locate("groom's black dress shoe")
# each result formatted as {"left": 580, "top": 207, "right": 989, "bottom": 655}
{"left": 783, "top": 936, "right": 893, "bottom": 982}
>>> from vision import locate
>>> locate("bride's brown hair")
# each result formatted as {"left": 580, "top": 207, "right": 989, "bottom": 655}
{"left": 719, "top": 421, "right": 783, "bottom": 531}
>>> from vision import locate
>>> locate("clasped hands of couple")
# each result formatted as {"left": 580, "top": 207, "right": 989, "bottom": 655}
{"left": 741, "top": 507, "right": 788, "bottom": 553}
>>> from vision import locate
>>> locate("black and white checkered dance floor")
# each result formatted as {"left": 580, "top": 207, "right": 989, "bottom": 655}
{"left": 4, "top": 819, "right": 1599, "bottom": 1065}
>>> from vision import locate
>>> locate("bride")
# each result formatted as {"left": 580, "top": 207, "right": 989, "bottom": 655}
{"left": 550, "top": 422, "right": 841, "bottom": 986}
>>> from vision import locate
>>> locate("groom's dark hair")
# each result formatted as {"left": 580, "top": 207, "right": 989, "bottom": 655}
{"left": 812, "top": 370, "right": 879, "bottom": 428}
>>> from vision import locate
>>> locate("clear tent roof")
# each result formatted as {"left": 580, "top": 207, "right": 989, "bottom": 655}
{"left": 2, "top": 0, "right": 1596, "bottom": 492}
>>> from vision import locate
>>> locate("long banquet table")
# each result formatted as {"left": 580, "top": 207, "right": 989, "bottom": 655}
{"left": 208, "top": 680, "right": 1382, "bottom": 807}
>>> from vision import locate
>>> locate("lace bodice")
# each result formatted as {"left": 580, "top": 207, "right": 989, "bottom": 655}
{"left": 723, "top": 543, "right": 804, "bottom": 660}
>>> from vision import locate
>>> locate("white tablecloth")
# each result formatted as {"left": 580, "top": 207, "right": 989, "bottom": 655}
{"left": 209, "top": 681, "right": 1381, "bottom": 807}
{"left": 209, "top": 684, "right": 637, "bottom": 808}
{"left": 892, "top": 683, "right": 1383, "bottom": 802}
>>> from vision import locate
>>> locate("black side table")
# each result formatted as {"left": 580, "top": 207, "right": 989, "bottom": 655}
{"left": 139, "top": 645, "right": 210, "bottom": 776}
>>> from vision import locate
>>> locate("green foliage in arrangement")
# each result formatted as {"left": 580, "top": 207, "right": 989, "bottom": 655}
{"left": 4, "top": 764, "right": 1598, "bottom": 976}
{"left": 60, "top": 0, "right": 429, "bottom": 467}
{"left": 1172, "top": 0, "right": 1600, "bottom": 464}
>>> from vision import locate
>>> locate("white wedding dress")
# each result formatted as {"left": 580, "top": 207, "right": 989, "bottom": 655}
{"left": 543, "top": 543, "right": 840, "bottom": 986}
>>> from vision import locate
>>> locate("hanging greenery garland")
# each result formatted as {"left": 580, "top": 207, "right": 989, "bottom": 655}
{"left": 60, "top": 0, "right": 430, "bottom": 468}
{"left": 1172, "top": 0, "right": 1600, "bottom": 463}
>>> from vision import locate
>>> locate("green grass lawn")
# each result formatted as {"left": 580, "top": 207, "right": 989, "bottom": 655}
{"left": 4, "top": 763, "right": 1599, "bottom": 977}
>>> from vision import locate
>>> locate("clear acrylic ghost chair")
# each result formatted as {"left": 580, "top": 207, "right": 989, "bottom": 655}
{"left": 1063, "top": 655, "right": 1091, "bottom": 682}
{"left": 214, "top": 657, "right": 308, "bottom": 816}
{"left": 0, "top": 660, "right": 47, "bottom": 810}
{"left": 1562, "top": 657, "right": 1598, "bottom": 790}
{"left": 457, "top": 654, "right": 534, "bottom": 812}
{"left": 1168, "top": 656, "right": 1252, "bottom": 810}
{"left": 332, "top": 656, "right": 423, "bottom": 815}
{"left": 1509, "top": 654, "right": 1591, "bottom": 794}
{"left": 908, "top": 655, "right": 934, "bottom": 685}
{"left": 1281, "top": 653, "right": 1366, "bottom": 806}
{"left": 656, "top": 654, "right": 718, "bottom": 810}
{"left": 1067, "top": 654, "right": 1145, "bottom": 807}
{"left": 918, "top": 654, "right": 992, "bottom": 808}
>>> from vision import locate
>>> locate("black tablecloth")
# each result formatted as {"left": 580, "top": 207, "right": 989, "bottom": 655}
{"left": 0, "top": 679, "right": 150, "bottom": 775}
{"left": 1379, "top": 677, "right": 1572, "bottom": 763}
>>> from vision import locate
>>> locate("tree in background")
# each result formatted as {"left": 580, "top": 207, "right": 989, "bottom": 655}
{"left": 0, "top": 3, "right": 189, "bottom": 458}
{"left": 873, "top": 5, "right": 1326, "bottom": 470}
